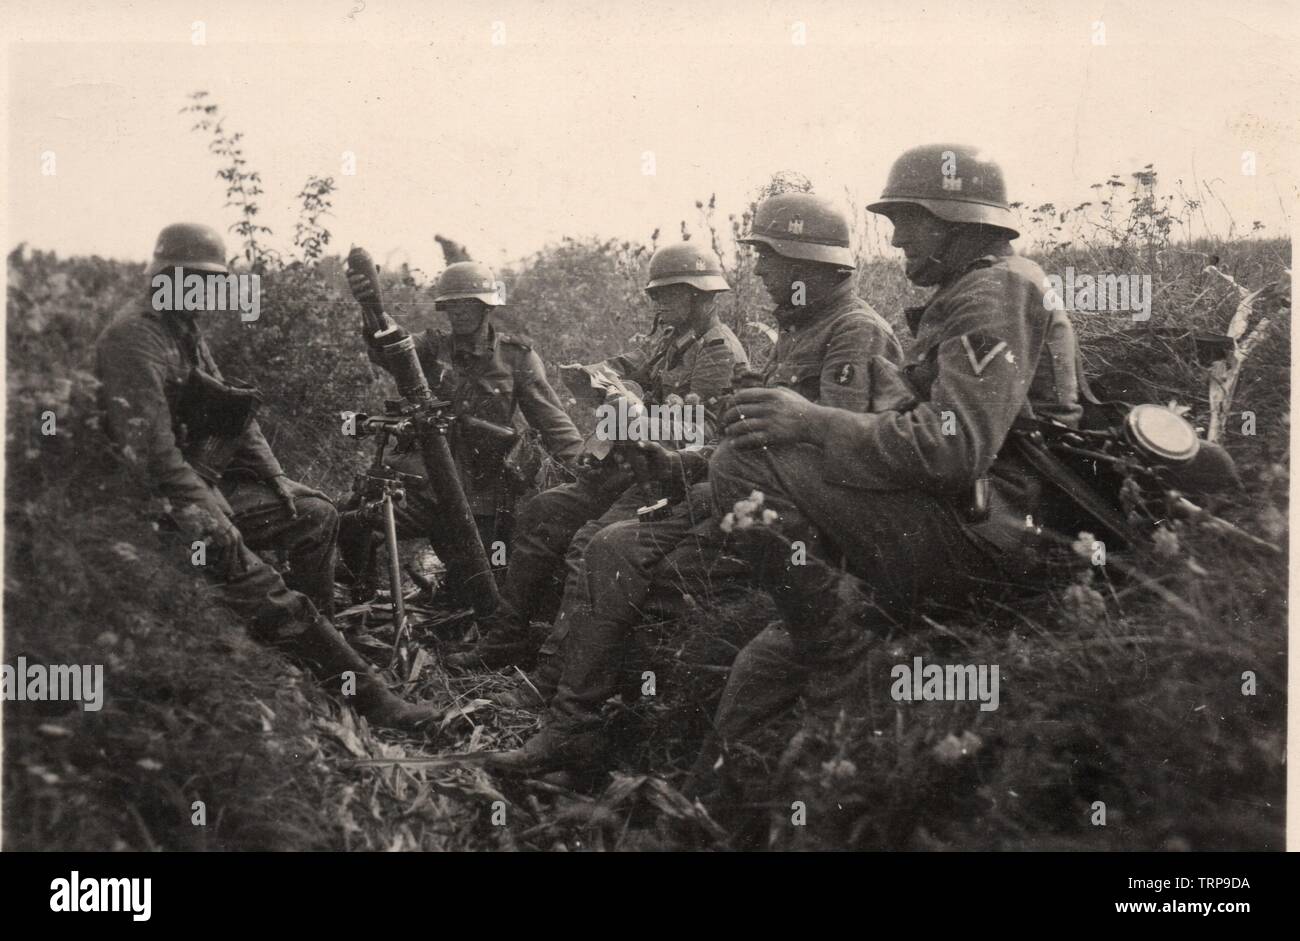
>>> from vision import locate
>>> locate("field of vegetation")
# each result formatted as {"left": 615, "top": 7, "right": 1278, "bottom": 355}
{"left": 3, "top": 95, "right": 1289, "bottom": 851}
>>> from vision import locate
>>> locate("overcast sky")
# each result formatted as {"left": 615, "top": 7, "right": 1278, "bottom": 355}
{"left": 4, "top": 0, "right": 1298, "bottom": 276}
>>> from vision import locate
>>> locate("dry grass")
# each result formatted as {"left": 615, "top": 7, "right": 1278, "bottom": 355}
{"left": 4, "top": 172, "right": 1289, "bottom": 850}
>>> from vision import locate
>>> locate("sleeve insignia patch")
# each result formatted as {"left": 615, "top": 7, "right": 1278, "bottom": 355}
{"left": 960, "top": 334, "right": 1009, "bottom": 376}
{"left": 835, "top": 362, "right": 856, "bottom": 385}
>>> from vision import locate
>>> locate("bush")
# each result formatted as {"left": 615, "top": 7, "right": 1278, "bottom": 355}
{"left": 4, "top": 144, "right": 1289, "bottom": 849}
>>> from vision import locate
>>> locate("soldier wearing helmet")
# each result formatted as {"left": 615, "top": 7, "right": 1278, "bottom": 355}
{"left": 445, "top": 240, "right": 748, "bottom": 671}
{"left": 338, "top": 259, "right": 584, "bottom": 606}
{"left": 95, "top": 223, "right": 439, "bottom": 730}
{"left": 687, "top": 146, "right": 1084, "bottom": 796}
{"left": 487, "top": 195, "right": 908, "bottom": 775}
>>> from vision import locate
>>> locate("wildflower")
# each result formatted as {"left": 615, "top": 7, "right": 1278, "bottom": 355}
{"left": 820, "top": 758, "right": 858, "bottom": 780}
{"left": 1256, "top": 504, "right": 1286, "bottom": 542}
{"left": 722, "top": 490, "right": 768, "bottom": 531}
{"left": 1061, "top": 579, "right": 1107, "bottom": 626}
{"left": 1151, "top": 526, "right": 1181, "bottom": 558}
{"left": 933, "top": 731, "right": 983, "bottom": 763}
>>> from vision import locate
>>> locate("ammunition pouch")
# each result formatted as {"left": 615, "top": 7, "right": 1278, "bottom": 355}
{"left": 501, "top": 427, "right": 543, "bottom": 495}
{"left": 172, "top": 368, "right": 263, "bottom": 483}
{"left": 455, "top": 414, "right": 532, "bottom": 494}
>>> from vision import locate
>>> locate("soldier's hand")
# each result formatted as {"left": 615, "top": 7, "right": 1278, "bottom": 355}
{"left": 209, "top": 517, "right": 249, "bottom": 579}
{"left": 267, "top": 474, "right": 301, "bottom": 517}
{"left": 572, "top": 452, "right": 605, "bottom": 481}
{"left": 721, "top": 387, "right": 826, "bottom": 450}
{"left": 574, "top": 452, "right": 635, "bottom": 494}
{"left": 267, "top": 474, "right": 330, "bottom": 519}
{"left": 626, "top": 440, "right": 683, "bottom": 482}
{"left": 346, "top": 267, "right": 377, "bottom": 304}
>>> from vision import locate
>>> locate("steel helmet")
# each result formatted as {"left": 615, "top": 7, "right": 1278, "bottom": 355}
{"left": 645, "top": 242, "right": 730, "bottom": 293}
{"left": 434, "top": 261, "right": 504, "bottom": 306}
{"left": 146, "top": 223, "right": 228, "bottom": 278}
{"left": 868, "top": 144, "right": 1020, "bottom": 238}
{"left": 738, "top": 193, "right": 855, "bottom": 268}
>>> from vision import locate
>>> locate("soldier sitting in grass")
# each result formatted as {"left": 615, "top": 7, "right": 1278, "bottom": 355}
{"left": 97, "top": 223, "right": 439, "bottom": 730}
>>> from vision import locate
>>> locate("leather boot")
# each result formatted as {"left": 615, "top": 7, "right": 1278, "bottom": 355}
{"left": 685, "top": 621, "right": 807, "bottom": 798}
{"left": 289, "top": 614, "right": 442, "bottom": 731}
{"left": 444, "top": 601, "right": 537, "bottom": 671}
{"left": 485, "top": 713, "right": 606, "bottom": 775}
{"left": 486, "top": 609, "right": 626, "bottom": 771}
{"left": 731, "top": 510, "right": 880, "bottom": 709}
{"left": 488, "top": 676, "right": 548, "bottom": 710}
{"left": 526, "top": 646, "right": 562, "bottom": 702}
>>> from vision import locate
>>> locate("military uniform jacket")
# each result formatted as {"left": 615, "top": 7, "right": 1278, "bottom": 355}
{"left": 366, "top": 323, "right": 583, "bottom": 514}
{"left": 765, "top": 278, "right": 904, "bottom": 410}
{"left": 600, "top": 318, "right": 749, "bottom": 439}
{"left": 96, "top": 299, "right": 284, "bottom": 522}
{"left": 679, "top": 279, "right": 904, "bottom": 483}
{"left": 817, "top": 246, "right": 1083, "bottom": 551}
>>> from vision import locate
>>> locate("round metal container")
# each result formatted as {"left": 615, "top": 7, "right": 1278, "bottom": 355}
{"left": 1123, "top": 404, "right": 1201, "bottom": 464}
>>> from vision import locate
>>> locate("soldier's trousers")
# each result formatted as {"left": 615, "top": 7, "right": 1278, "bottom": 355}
{"left": 706, "top": 439, "right": 1006, "bottom": 744}
{"left": 549, "top": 481, "right": 749, "bottom": 721}
{"left": 206, "top": 475, "right": 339, "bottom": 642}
{"left": 493, "top": 478, "right": 634, "bottom": 633}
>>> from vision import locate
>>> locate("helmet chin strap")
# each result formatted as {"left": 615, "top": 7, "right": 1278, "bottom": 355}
{"left": 772, "top": 264, "right": 846, "bottom": 324}
{"left": 909, "top": 225, "right": 960, "bottom": 287}
{"left": 687, "top": 292, "right": 717, "bottom": 336}
{"left": 451, "top": 305, "right": 491, "bottom": 341}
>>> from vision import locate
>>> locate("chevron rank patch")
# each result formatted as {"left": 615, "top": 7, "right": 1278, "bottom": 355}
{"left": 960, "top": 333, "right": 1008, "bottom": 376}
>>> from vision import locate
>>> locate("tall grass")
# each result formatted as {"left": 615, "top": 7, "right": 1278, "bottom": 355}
{"left": 3, "top": 95, "right": 1288, "bottom": 850}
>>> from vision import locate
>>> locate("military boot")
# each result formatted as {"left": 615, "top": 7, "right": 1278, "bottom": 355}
{"left": 484, "top": 621, "right": 563, "bottom": 708}
{"left": 290, "top": 614, "right": 442, "bottom": 731}
{"left": 685, "top": 621, "right": 807, "bottom": 798}
{"left": 731, "top": 509, "right": 880, "bottom": 710}
{"left": 488, "top": 673, "right": 548, "bottom": 710}
{"left": 485, "top": 714, "right": 607, "bottom": 775}
{"left": 444, "top": 599, "right": 540, "bottom": 671}
{"left": 792, "top": 574, "right": 881, "bottom": 712}
{"left": 518, "top": 623, "right": 566, "bottom": 701}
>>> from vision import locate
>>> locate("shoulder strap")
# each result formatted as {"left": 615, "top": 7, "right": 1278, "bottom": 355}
{"left": 1075, "top": 345, "right": 1104, "bottom": 406}
{"left": 498, "top": 332, "right": 534, "bottom": 353}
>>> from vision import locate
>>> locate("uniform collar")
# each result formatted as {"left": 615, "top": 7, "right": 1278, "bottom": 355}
{"left": 937, "top": 239, "right": 1012, "bottom": 287}
{"left": 138, "top": 298, "right": 212, "bottom": 369}
{"left": 448, "top": 323, "right": 497, "bottom": 360}
{"left": 905, "top": 243, "right": 1014, "bottom": 338}
{"left": 140, "top": 297, "right": 201, "bottom": 342}
{"left": 904, "top": 304, "right": 928, "bottom": 337}
{"left": 694, "top": 319, "right": 724, "bottom": 343}
{"left": 777, "top": 277, "right": 856, "bottom": 330}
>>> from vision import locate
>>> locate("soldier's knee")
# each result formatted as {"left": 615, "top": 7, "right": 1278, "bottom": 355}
{"left": 711, "top": 440, "right": 777, "bottom": 507}
{"left": 567, "top": 518, "right": 605, "bottom": 559}
{"left": 584, "top": 519, "right": 642, "bottom": 571}
{"left": 517, "top": 486, "right": 577, "bottom": 535}
{"left": 736, "top": 623, "right": 797, "bottom": 670}
{"left": 296, "top": 496, "right": 339, "bottom": 539}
